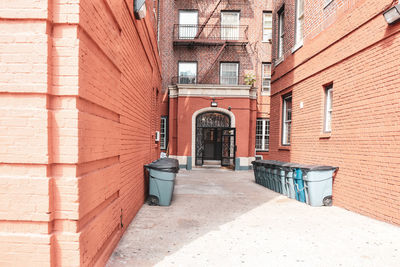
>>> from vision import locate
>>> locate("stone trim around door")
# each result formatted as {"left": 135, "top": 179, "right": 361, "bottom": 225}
{"left": 191, "top": 107, "right": 236, "bottom": 168}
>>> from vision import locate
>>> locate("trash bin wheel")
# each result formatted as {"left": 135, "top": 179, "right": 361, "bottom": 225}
{"left": 147, "top": 195, "right": 159, "bottom": 206}
{"left": 323, "top": 195, "right": 332, "bottom": 206}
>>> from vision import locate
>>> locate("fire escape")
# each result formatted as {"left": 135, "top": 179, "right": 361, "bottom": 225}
{"left": 172, "top": 0, "right": 249, "bottom": 84}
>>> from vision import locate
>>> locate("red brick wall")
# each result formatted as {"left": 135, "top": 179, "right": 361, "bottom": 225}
{"left": 159, "top": 0, "right": 273, "bottom": 119}
{"left": 0, "top": 0, "right": 161, "bottom": 265}
{"left": 270, "top": 0, "right": 400, "bottom": 224}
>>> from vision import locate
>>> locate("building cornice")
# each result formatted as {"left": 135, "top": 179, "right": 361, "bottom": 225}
{"left": 168, "top": 84, "right": 257, "bottom": 99}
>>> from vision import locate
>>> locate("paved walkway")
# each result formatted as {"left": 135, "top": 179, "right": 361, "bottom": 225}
{"left": 107, "top": 168, "right": 400, "bottom": 267}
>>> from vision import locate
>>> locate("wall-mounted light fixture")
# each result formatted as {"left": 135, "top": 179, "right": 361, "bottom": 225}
{"left": 211, "top": 98, "right": 218, "bottom": 107}
{"left": 383, "top": 3, "right": 400, "bottom": 25}
{"left": 134, "top": 0, "right": 147, "bottom": 20}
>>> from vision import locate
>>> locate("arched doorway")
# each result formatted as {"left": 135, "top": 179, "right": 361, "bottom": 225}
{"left": 195, "top": 112, "right": 236, "bottom": 167}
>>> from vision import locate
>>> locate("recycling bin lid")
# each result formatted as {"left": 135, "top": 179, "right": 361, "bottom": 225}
{"left": 145, "top": 158, "right": 180, "bottom": 173}
{"left": 298, "top": 165, "right": 338, "bottom": 171}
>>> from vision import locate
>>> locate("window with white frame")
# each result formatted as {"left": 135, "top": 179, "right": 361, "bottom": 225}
{"left": 179, "top": 10, "right": 198, "bottom": 39}
{"left": 282, "top": 94, "right": 292, "bottom": 145}
{"left": 262, "top": 12, "right": 272, "bottom": 42}
{"left": 256, "top": 119, "right": 270, "bottom": 151}
{"left": 178, "top": 62, "right": 197, "bottom": 84}
{"left": 278, "top": 8, "right": 285, "bottom": 59}
{"left": 262, "top": 63, "right": 271, "bottom": 95}
{"left": 221, "top": 11, "right": 240, "bottom": 40}
{"left": 160, "top": 116, "right": 167, "bottom": 149}
{"left": 220, "top": 62, "right": 239, "bottom": 85}
{"left": 324, "top": 85, "right": 333, "bottom": 132}
{"left": 295, "top": 0, "right": 304, "bottom": 46}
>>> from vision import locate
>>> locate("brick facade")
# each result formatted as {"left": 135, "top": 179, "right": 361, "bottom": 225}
{"left": 0, "top": 0, "right": 161, "bottom": 265}
{"left": 159, "top": 0, "right": 273, "bottom": 161}
{"left": 270, "top": 0, "right": 400, "bottom": 224}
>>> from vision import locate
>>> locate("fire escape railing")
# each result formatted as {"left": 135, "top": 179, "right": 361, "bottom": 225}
{"left": 173, "top": 24, "right": 249, "bottom": 44}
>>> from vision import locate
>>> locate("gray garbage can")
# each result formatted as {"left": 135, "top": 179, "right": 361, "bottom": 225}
{"left": 301, "top": 165, "right": 337, "bottom": 207}
{"left": 145, "top": 158, "right": 179, "bottom": 206}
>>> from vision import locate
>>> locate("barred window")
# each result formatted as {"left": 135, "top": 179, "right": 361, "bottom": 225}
{"left": 160, "top": 116, "right": 167, "bottom": 149}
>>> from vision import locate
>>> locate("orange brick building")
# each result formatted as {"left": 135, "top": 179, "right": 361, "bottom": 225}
{"left": 159, "top": 0, "right": 274, "bottom": 170}
{"left": 270, "top": 0, "right": 400, "bottom": 224}
{"left": 0, "top": 0, "right": 161, "bottom": 265}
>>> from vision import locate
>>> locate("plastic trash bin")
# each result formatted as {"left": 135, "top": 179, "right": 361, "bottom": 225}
{"left": 301, "top": 165, "right": 337, "bottom": 207}
{"left": 294, "top": 168, "right": 307, "bottom": 203}
{"left": 145, "top": 158, "right": 179, "bottom": 206}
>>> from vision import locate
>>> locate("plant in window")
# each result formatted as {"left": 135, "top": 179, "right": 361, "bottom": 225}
{"left": 244, "top": 72, "right": 256, "bottom": 87}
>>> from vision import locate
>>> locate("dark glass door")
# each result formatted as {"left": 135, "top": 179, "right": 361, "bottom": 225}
{"left": 203, "top": 128, "right": 222, "bottom": 160}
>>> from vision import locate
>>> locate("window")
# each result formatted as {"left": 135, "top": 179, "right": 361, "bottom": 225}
{"left": 220, "top": 62, "right": 239, "bottom": 85}
{"left": 282, "top": 94, "right": 292, "bottom": 145}
{"left": 179, "top": 10, "right": 198, "bottom": 39}
{"left": 263, "top": 12, "right": 272, "bottom": 42}
{"left": 178, "top": 62, "right": 197, "bottom": 84}
{"left": 277, "top": 8, "right": 285, "bottom": 59}
{"left": 324, "top": 85, "right": 333, "bottom": 132}
{"left": 295, "top": 0, "right": 304, "bottom": 46}
{"left": 256, "top": 119, "right": 270, "bottom": 151}
{"left": 221, "top": 11, "right": 240, "bottom": 40}
{"left": 160, "top": 116, "right": 167, "bottom": 149}
{"left": 262, "top": 63, "right": 271, "bottom": 95}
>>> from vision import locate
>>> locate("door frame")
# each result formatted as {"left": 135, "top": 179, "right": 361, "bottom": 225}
{"left": 191, "top": 107, "right": 236, "bottom": 168}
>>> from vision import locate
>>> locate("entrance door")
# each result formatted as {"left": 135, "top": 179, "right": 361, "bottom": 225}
{"left": 202, "top": 128, "right": 222, "bottom": 161}
{"left": 196, "top": 112, "right": 233, "bottom": 166}
{"left": 221, "top": 128, "right": 236, "bottom": 167}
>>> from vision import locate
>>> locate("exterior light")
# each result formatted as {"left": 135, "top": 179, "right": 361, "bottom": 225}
{"left": 134, "top": 0, "right": 147, "bottom": 20}
{"left": 383, "top": 4, "right": 400, "bottom": 25}
{"left": 211, "top": 99, "right": 218, "bottom": 107}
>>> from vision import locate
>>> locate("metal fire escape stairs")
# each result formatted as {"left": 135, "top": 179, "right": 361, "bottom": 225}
{"left": 197, "top": 0, "right": 226, "bottom": 83}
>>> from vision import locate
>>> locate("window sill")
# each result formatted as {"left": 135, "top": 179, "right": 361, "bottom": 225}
{"left": 291, "top": 41, "right": 303, "bottom": 54}
{"left": 260, "top": 91, "right": 270, "bottom": 96}
{"left": 324, "top": 0, "right": 334, "bottom": 9}
{"left": 274, "top": 56, "right": 284, "bottom": 66}
{"left": 319, "top": 132, "right": 331, "bottom": 139}
{"left": 256, "top": 150, "right": 269, "bottom": 153}
{"left": 278, "top": 145, "right": 291, "bottom": 151}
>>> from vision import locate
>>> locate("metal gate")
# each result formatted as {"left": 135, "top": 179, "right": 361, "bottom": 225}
{"left": 221, "top": 128, "right": 236, "bottom": 167}
{"left": 195, "top": 112, "right": 235, "bottom": 167}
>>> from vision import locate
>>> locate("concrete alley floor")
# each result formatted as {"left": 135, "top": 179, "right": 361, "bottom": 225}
{"left": 107, "top": 168, "right": 400, "bottom": 267}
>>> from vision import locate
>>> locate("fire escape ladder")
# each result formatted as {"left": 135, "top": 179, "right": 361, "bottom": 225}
{"left": 195, "top": 0, "right": 223, "bottom": 39}
{"left": 199, "top": 42, "right": 227, "bottom": 83}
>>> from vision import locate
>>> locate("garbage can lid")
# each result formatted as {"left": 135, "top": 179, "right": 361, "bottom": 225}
{"left": 145, "top": 158, "right": 180, "bottom": 173}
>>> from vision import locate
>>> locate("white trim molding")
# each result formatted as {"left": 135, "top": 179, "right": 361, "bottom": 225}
{"left": 168, "top": 84, "right": 256, "bottom": 99}
{"left": 191, "top": 107, "right": 236, "bottom": 168}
